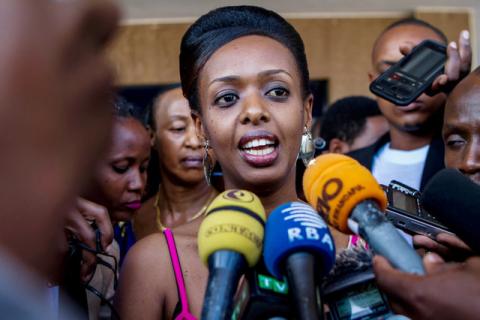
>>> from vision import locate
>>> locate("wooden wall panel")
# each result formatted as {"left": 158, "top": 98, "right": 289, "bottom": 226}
{"left": 109, "top": 23, "right": 189, "bottom": 85}
{"left": 415, "top": 11, "right": 471, "bottom": 43}
{"left": 109, "top": 11, "right": 471, "bottom": 103}
{"left": 290, "top": 18, "right": 398, "bottom": 101}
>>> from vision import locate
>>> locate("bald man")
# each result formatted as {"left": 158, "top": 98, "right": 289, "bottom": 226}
{"left": 373, "top": 67, "right": 480, "bottom": 320}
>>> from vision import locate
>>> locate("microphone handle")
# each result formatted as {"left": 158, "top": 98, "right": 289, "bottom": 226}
{"left": 201, "top": 250, "right": 247, "bottom": 320}
{"left": 285, "top": 252, "right": 322, "bottom": 320}
{"left": 351, "top": 200, "right": 425, "bottom": 275}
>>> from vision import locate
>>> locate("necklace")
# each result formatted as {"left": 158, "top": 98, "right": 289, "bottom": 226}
{"left": 154, "top": 186, "right": 216, "bottom": 231}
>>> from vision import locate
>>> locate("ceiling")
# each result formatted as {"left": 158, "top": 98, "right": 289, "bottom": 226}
{"left": 119, "top": 0, "right": 479, "bottom": 21}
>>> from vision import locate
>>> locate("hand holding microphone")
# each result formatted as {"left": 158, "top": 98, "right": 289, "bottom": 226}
{"left": 374, "top": 254, "right": 480, "bottom": 320}
{"left": 198, "top": 189, "right": 266, "bottom": 320}
{"left": 303, "top": 154, "right": 425, "bottom": 274}
{"left": 264, "top": 202, "right": 336, "bottom": 320}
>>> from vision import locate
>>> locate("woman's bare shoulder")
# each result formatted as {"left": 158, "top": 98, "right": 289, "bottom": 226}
{"left": 130, "top": 232, "right": 166, "bottom": 257}
{"left": 122, "top": 230, "right": 199, "bottom": 279}
{"left": 115, "top": 233, "right": 174, "bottom": 319}
{"left": 119, "top": 232, "right": 173, "bottom": 287}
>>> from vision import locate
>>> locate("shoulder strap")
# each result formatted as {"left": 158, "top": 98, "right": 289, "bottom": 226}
{"left": 163, "top": 228, "right": 197, "bottom": 320}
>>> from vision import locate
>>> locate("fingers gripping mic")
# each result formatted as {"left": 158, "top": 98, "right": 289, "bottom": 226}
{"left": 198, "top": 190, "right": 266, "bottom": 320}
{"left": 264, "top": 202, "right": 336, "bottom": 320}
{"left": 303, "top": 154, "right": 425, "bottom": 275}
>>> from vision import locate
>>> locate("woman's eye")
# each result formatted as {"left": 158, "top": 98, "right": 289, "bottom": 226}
{"left": 170, "top": 127, "right": 186, "bottom": 132}
{"left": 266, "top": 87, "right": 289, "bottom": 98}
{"left": 112, "top": 161, "right": 130, "bottom": 174}
{"left": 214, "top": 93, "right": 238, "bottom": 107}
{"left": 112, "top": 165, "right": 129, "bottom": 174}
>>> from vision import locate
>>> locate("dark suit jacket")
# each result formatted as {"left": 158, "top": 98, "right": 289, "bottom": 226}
{"left": 347, "top": 134, "right": 445, "bottom": 191}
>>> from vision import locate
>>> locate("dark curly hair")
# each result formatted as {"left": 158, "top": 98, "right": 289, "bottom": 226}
{"left": 320, "top": 96, "right": 382, "bottom": 147}
{"left": 113, "top": 96, "right": 149, "bottom": 128}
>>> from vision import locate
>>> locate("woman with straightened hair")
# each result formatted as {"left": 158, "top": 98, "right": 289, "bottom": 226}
{"left": 133, "top": 85, "right": 218, "bottom": 241}
{"left": 114, "top": 6, "right": 338, "bottom": 319}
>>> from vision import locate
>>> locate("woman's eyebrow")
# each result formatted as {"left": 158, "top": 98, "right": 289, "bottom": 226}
{"left": 209, "top": 75, "right": 241, "bottom": 87}
{"left": 258, "top": 69, "right": 293, "bottom": 79}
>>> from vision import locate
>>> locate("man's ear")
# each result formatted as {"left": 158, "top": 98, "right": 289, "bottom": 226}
{"left": 148, "top": 127, "right": 156, "bottom": 147}
{"left": 368, "top": 70, "right": 377, "bottom": 83}
{"left": 303, "top": 93, "right": 314, "bottom": 130}
{"left": 192, "top": 111, "right": 207, "bottom": 143}
{"left": 328, "top": 138, "right": 351, "bottom": 154}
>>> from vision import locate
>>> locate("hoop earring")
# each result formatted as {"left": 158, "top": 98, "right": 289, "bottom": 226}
{"left": 299, "top": 126, "right": 315, "bottom": 167}
{"left": 203, "top": 140, "right": 213, "bottom": 185}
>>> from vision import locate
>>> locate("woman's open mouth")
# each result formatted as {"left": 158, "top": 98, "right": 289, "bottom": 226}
{"left": 238, "top": 131, "right": 279, "bottom": 167}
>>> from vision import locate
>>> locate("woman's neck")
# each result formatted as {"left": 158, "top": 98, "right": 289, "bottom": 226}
{"left": 224, "top": 173, "right": 299, "bottom": 216}
{"left": 158, "top": 175, "right": 216, "bottom": 228}
{"left": 259, "top": 188, "right": 299, "bottom": 216}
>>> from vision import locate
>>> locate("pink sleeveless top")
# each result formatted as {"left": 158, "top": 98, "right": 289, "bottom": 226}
{"left": 163, "top": 228, "right": 197, "bottom": 320}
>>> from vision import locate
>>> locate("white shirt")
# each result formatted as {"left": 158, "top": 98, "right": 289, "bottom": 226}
{"left": 372, "top": 142, "right": 430, "bottom": 190}
{"left": 371, "top": 142, "right": 430, "bottom": 245}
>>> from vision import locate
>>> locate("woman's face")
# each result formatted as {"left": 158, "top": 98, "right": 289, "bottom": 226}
{"left": 197, "top": 35, "right": 312, "bottom": 192}
{"left": 92, "top": 117, "right": 150, "bottom": 222}
{"left": 153, "top": 88, "right": 204, "bottom": 184}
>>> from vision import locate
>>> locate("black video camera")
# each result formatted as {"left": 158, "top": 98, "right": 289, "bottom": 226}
{"left": 232, "top": 261, "right": 293, "bottom": 319}
{"left": 322, "top": 248, "right": 393, "bottom": 320}
{"left": 384, "top": 180, "right": 453, "bottom": 239}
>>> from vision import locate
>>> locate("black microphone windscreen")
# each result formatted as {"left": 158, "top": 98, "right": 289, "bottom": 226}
{"left": 421, "top": 168, "right": 480, "bottom": 253}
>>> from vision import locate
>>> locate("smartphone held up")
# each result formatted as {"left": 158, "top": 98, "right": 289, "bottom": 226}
{"left": 370, "top": 39, "right": 447, "bottom": 106}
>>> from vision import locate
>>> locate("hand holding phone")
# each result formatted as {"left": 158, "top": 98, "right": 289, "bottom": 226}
{"left": 370, "top": 39, "right": 447, "bottom": 106}
{"left": 370, "top": 30, "right": 472, "bottom": 105}
{"left": 400, "top": 30, "right": 471, "bottom": 94}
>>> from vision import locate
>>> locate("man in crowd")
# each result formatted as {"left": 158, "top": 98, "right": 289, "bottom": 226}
{"left": 320, "top": 96, "right": 388, "bottom": 154}
{"left": 349, "top": 18, "right": 470, "bottom": 191}
{"left": 374, "top": 66, "right": 480, "bottom": 320}
{"left": 0, "top": 0, "right": 119, "bottom": 317}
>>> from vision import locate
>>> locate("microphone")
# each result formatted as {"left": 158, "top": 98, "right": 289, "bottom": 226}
{"left": 421, "top": 168, "right": 480, "bottom": 253}
{"left": 263, "top": 202, "right": 336, "bottom": 320}
{"left": 231, "top": 261, "right": 292, "bottom": 319}
{"left": 198, "top": 189, "right": 266, "bottom": 320}
{"left": 303, "top": 153, "right": 425, "bottom": 275}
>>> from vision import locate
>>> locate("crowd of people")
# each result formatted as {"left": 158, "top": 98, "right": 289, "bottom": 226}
{"left": 1, "top": 1, "right": 479, "bottom": 319}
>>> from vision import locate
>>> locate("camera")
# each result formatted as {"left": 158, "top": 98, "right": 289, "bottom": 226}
{"left": 384, "top": 180, "right": 453, "bottom": 239}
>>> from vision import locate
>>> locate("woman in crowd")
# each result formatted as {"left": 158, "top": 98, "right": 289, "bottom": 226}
{"left": 69, "top": 97, "right": 151, "bottom": 319}
{"left": 114, "top": 6, "right": 349, "bottom": 319}
{"left": 133, "top": 85, "right": 218, "bottom": 240}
